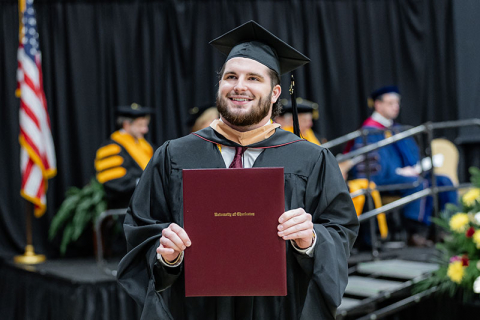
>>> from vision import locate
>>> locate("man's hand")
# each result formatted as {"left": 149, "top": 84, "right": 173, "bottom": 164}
{"left": 277, "top": 208, "right": 314, "bottom": 249}
{"left": 156, "top": 223, "right": 191, "bottom": 263}
{"left": 395, "top": 166, "right": 419, "bottom": 177}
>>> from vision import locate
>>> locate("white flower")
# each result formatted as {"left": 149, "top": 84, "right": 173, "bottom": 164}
{"left": 474, "top": 276, "right": 480, "bottom": 293}
{"left": 474, "top": 212, "right": 480, "bottom": 225}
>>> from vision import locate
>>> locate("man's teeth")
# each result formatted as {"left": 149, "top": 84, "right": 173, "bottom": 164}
{"left": 232, "top": 98, "right": 249, "bottom": 101}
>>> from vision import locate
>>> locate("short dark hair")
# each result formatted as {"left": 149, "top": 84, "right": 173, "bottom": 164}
{"left": 217, "top": 63, "right": 282, "bottom": 119}
{"left": 268, "top": 68, "right": 282, "bottom": 119}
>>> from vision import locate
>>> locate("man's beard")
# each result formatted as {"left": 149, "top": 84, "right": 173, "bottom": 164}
{"left": 216, "top": 91, "right": 272, "bottom": 127}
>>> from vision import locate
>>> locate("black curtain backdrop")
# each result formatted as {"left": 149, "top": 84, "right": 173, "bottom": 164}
{"left": 1, "top": 0, "right": 479, "bottom": 258}
{"left": 453, "top": 0, "right": 480, "bottom": 182}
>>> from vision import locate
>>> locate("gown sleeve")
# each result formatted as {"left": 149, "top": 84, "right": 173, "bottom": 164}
{"left": 95, "top": 143, "right": 143, "bottom": 208}
{"left": 296, "top": 148, "right": 359, "bottom": 318}
{"left": 117, "top": 141, "right": 182, "bottom": 310}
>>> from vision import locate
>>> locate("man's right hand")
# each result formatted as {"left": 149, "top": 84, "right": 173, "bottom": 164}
{"left": 395, "top": 166, "right": 419, "bottom": 177}
{"left": 157, "top": 223, "right": 191, "bottom": 263}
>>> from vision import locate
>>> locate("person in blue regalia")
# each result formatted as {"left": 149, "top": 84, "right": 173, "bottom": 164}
{"left": 346, "top": 86, "right": 457, "bottom": 245}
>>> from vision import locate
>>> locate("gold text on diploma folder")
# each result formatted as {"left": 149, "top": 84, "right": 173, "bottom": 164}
{"left": 214, "top": 212, "right": 255, "bottom": 217}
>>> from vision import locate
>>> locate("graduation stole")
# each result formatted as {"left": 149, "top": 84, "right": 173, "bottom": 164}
{"left": 111, "top": 131, "right": 153, "bottom": 170}
{"left": 347, "top": 179, "right": 388, "bottom": 239}
{"left": 210, "top": 119, "right": 280, "bottom": 146}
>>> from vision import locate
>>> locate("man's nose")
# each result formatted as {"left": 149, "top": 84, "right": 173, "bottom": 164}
{"left": 234, "top": 77, "right": 247, "bottom": 92}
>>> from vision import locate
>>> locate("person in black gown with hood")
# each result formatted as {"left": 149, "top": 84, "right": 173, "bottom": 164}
{"left": 117, "top": 21, "right": 359, "bottom": 320}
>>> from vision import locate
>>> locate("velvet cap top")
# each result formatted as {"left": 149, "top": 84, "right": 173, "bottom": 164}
{"left": 210, "top": 20, "right": 310, "bottom": 75}
{"left": 117, "top": 103, "right": 154, "bottom": 118}
{"left": 370, "top": 86, "right": 400, "bottom": 101}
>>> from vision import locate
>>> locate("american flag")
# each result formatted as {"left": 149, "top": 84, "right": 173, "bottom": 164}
{"left": 17, "top": 0, "right": 56, "bottom": 218}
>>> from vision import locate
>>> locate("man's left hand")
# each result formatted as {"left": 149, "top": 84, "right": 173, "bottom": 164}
{"left": 278, "top": 208, "right": 314, "bottom": 249}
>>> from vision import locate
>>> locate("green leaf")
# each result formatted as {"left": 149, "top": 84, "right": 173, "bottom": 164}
{"left": 432, "top": 216, "right": 450, "bottom": 231}
{"left": 65, "top": 186, "right": 81, "bottom": 197}
{"left": 48, "top": 193, "right": 81, "bottom": 239}
{"left": 71, "top": 198, "right": 95, "bottom": 240}
{"left": 470, "top": 167, "right": 480, "bottom": 188}
{"left": 444, "top": 203, "right": 460, "bottom": 214}
{"left": 60, "top": 223, "right": 74, "bottom": 256}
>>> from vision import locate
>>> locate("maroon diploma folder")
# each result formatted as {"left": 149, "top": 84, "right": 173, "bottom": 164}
{"left": 183, "top": 167, "right": 286, "bottom": 297}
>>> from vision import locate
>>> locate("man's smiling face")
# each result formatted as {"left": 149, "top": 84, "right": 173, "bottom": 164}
{"left": 216, "top": 57, "right": 281, "bottom": 130}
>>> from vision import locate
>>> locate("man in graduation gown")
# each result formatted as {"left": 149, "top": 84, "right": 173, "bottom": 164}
{"left": 95, "top": 103, "right": 154, "bottom": 209}
{"left": 347, "top": 86, "right": 457, "bottom": 244}
{"left": 117, "top": 21, "right": 359, "bottom": 320}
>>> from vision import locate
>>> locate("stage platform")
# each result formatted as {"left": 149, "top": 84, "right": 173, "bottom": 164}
{"left": 1, "top": 247, "right": 479, "bottom": 320}
{"left": 0, "top": 257, "right": 141, "bottom": 320}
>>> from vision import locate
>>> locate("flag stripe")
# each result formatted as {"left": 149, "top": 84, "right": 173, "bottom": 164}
{"left": 24, "top": 167, "right": 42, "bottom": 203}
{"left": 21, "top": 157, "right": 34, "bottom": 189}
{"left": 36, "top": 173, "right": 45, "bottom": 199}
{"left": 20, "top": 100, "right": 41, "bottom": 130}
{"left": 20, "top": 126, "right": 42, "bottom": 158}
{"left": 20, "top": 107, "right": 45, "bottom": 156}
{"left": 20, "top": 81, "right": 44, "bottom": 124}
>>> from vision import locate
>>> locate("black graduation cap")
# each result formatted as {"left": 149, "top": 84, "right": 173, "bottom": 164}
{"left": 186, "top": 103, "right": 216, "bottom": 128}
{"left": 279, "top": 97, "right": 319, "bottom": 120}
{"left": 368, "top": 86, "right": 400, "bottom": 108}
{"left": 209, "top": 20, "right": 310, "bottom": 75}
{"left": 117, "top": 103, "right": 155, "bottom": 118}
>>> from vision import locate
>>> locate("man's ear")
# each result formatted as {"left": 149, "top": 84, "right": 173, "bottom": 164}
{"left": 271, "top": 84, "right": 282, "bottom": 103}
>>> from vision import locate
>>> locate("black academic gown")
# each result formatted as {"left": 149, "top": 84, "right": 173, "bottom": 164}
{"left": 117, "top": 127, "right": 359, "bottom": 320}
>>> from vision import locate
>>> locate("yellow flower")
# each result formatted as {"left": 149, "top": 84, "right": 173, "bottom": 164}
{"left": 463, "top": 188, "right": 480, "bottom": 207}
{"left": 447, "top": 261, "right": 465, "bottom": 284}
{"left": 473, "top": 230, "right": 480, "bottom": 249}
{"left": 449, "top": 213, "right": 470, "bottom": 233}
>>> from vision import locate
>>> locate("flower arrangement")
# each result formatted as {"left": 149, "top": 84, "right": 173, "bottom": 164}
{"left": 414, "top": 167, "right": 480, "bottom": 301}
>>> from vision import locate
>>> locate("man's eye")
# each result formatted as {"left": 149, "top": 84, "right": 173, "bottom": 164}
{"left": 249, "top": 77, "right": 260, "bottom": 81}
{"left": 226, "top": 75, "right": 236, "bottom": 80}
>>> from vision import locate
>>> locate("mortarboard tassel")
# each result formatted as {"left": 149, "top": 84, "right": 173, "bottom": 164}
{"left": 289, "top": 75, "right": 301, "bottom": 137}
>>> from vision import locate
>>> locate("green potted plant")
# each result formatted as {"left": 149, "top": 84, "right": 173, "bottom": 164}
{"left": 49, "top": 178, "right": 107, "bottom": 255}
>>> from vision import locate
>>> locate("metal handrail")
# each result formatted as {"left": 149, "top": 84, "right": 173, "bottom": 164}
{"left": 321, "top": 125, "right": 414, "bottom": 150}
{"left": 337, "top": 124, "right": 427, "bottom": 163}
{"left": 356, "top": 182, "right": 473, "bottom": 223}
{"left": 339, "top": 119, "right": 480, "bottom": 257}
{"left": 323, "top": 118, "right": 480, "bottom": 151}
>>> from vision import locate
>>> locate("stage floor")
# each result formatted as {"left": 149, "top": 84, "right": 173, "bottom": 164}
{"left": 1, "top": 247, "right": 473, "bottom": 320}
{"left": 0, "top": 257, "right": 141, "bottom": 320}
